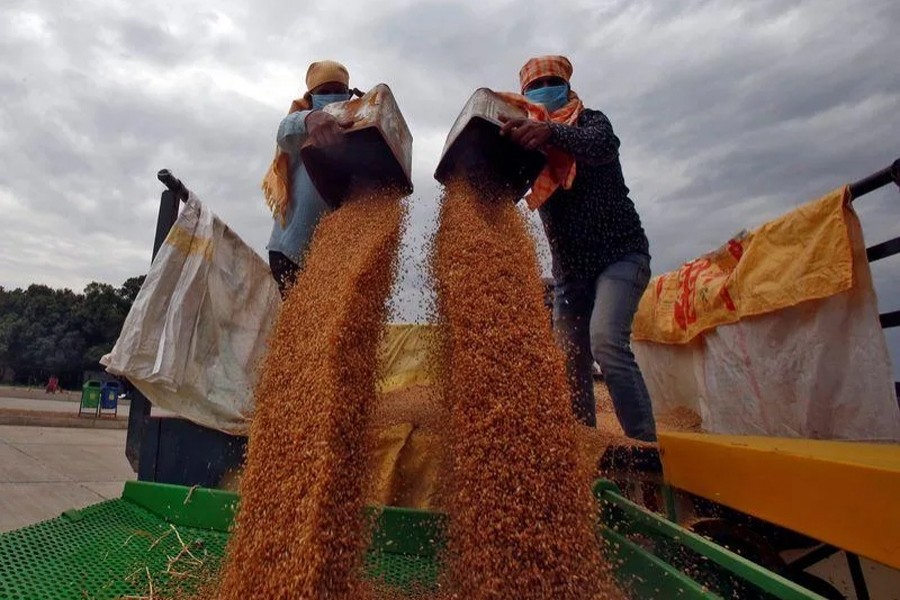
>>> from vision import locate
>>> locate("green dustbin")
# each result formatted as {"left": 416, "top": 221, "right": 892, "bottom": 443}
{"left": 78, "top": 380, "right": 102, "bottom": 416}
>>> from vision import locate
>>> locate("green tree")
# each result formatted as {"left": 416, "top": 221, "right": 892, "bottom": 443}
{"left": 118, "top": 275, "right": 147, "bottom": 305}
{"left": 0, "top": 276, "right": 145, "bottom": 388}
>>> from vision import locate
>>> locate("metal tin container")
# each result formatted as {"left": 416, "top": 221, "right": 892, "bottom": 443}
{"left": 301, "top": 83, "right": 413, "bottom": 208}
{"left": 434, "top": 88, "right": 545, "bottom": 199}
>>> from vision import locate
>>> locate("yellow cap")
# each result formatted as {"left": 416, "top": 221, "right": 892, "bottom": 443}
{"left": 306, "top": 60, "right": 350, "bottom": 92}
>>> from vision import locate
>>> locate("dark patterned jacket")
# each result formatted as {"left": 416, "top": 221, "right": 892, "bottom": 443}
{"left": 539, "top": 108, "right": 649, "bottom": 282}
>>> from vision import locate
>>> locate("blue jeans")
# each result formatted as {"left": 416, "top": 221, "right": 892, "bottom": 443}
{"left": 553, "top": 253, "right": 657, "bottom": 441}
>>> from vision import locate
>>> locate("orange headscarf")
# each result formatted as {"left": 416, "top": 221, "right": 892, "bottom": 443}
{"left": 498, "top": 55, "right": 584, "bottom": 210}
{"left": 262, "top": 61, "right": 350, "bottom": 224}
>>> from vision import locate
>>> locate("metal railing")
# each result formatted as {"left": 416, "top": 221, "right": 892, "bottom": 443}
{"left": 125, "top": 169, "right": 190, "bottom": 470}
{"left": 850, "top": 157, "right": 900, "bottom": 407}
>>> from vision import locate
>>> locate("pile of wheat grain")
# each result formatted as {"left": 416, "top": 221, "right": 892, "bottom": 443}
{"left": 430, "top": 180, "right": 623, "bottom": 600}
{"left": 173, "top": 179, "right": 631, "bottom": 600}
{"left": 213, "top": 188, "right": 405, "bottom": 600}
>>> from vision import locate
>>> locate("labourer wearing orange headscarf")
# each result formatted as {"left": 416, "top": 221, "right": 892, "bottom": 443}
{"left": 263, "top": 60, "right": 354, "bottom": 298}
{"left": 500, "top": 55, "right": 656, "bottom": 441}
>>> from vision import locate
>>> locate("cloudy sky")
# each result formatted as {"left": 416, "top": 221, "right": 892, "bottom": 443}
{"left": 2, "top": 0, "right": 899, "bottom": 361}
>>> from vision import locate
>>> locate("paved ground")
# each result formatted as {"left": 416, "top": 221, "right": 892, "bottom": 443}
{"left": 0, "top": 386, "right": 80, "bottom": 401}
{"left": 0, "top": 394, "right": 183, "bottom": 418}
{"left": 0, "top": 425, "right": 134, "bottom": 532}
{"left": 0, "top": 395, "right": 131, "bottom": 416}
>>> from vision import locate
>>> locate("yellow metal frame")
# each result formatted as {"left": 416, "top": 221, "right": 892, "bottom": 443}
{"left": 659, "top": 432, "right": 900, "bottom": 569}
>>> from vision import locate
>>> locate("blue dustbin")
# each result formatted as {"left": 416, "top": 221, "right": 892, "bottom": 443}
{"left": 99, "top": 381, "right": 121, "bottom": 417}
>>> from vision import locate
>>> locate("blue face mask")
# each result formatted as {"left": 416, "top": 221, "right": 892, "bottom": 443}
{"left": 524, "top": 84, "right": 569, "bottom": 112}
{"left": 311, "top": 93, "right": 350, "bottom": 110}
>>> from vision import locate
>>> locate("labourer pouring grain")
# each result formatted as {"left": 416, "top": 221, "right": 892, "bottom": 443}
{"left": 499, "top": 55, "right": 657, "bottom": 441}
{"left": 263, "top": 59, "right": 356, "bottom": 298}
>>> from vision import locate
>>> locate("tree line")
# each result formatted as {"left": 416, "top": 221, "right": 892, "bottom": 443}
{"left": 0, "top": 276, "right": 145, "bottom": 389}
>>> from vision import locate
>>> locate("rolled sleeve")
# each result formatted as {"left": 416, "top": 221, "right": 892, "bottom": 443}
{"left": 276, "top": 110, "right": 312, "bottom": 153}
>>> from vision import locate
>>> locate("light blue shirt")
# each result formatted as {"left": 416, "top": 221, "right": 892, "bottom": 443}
{"left": 266, "top": 110, "right": 331, "bottom": 267}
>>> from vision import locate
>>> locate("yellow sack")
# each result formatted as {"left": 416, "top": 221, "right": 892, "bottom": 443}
{"left": 369, "top": 423, "right": 416, "bottom": 505}
{"left": 634, "top": 186, "right": 854, "bottom": 344}
{"left": 377, "top": 324, "right": 438, "bottom": 393}
{"left": 368, "top": 423, "right": 442, "bottom": 509}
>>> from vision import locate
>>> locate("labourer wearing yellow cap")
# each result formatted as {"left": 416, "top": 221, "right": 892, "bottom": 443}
{"left": 262, "top": 60, "right": 355, "bottom": 297}
{"left": 499, "top": 55, "right": 657, "bottom": 442}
